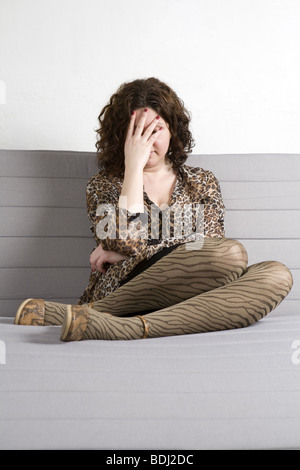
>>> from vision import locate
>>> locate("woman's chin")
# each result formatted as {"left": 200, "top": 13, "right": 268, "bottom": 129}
{"left": 144, "top": 156, "right": 167, "bottom": 171}
{"left": 145, "top": 158, "right": 153, "bottom": 167}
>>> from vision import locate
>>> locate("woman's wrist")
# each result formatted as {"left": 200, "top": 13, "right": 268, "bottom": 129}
{"left": 120, "top": 166, "right": 144, "bottom": 213}
{"left": 123, "top": 161, "right": 144, "bottom": 176}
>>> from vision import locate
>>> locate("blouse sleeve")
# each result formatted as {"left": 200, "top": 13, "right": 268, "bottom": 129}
{"left": 86, "top": 173, "right": 148, "bottom": 256}
{"left": 201, "top": 170, "right": 225, "bottom": 237}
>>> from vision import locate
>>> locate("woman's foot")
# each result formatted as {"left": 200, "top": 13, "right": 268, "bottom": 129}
{"left": 14, "top": 298, "right": 45, "bottom": 325}
{"left": 15, "top": 299, "right": 70, "bottom": 326}
{"left": 60, "top": 305, "right": 148, "bottom": 342}
{"left": 60, "top": 305, "right": 89, "bottom": 341}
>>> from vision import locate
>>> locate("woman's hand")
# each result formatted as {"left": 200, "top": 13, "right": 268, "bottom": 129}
{"left": 124, "top": 108, "right": 162, "bottom": 171}
{"left": 90, "top": 244, "right": 128, "bottom": 274}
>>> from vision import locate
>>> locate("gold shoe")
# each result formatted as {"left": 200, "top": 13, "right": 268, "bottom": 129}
{"left": 60, "top": 305, "right": 89, "bottom": 342}
{"left": 60, "top": 305, "right": 150, "bottom": 342}
{"left": 14, "top": 298, "right": 45, "bottom": 326}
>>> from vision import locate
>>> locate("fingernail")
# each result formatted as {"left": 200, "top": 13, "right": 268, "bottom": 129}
{"left": 144, "top": 108, "right": 148, "bottom": 112}
{"left": 131, "top": 111, "right": 135, "bottom": 115}
{"left": 156, "top": 115, "right": 160, "bottom": 120}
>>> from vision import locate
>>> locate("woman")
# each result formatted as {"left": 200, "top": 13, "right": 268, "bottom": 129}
{"left": 14, "top": 77, "right": 293, "bottom": 341}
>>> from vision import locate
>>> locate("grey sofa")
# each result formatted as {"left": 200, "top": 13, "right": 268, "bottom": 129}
{"left": 0, "top": 150, "right": 299, "bottom": 450}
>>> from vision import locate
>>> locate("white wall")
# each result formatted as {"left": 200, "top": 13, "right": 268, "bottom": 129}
{"left": 0, "top": 0, "right": 300, "bottom": 154}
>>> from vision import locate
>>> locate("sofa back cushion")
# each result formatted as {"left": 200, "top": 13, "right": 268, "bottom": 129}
{"left": 0, "top": 150, "right": 299, "bottom": 317}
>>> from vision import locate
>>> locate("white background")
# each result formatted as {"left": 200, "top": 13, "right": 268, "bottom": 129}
{"left": 0, "top": 0, "right": 300, "bottom": 154}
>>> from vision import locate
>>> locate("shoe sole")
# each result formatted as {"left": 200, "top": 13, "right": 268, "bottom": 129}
{"left": 14, "top": 298, "right": 33, "bottom": 325}
{"left": 60, "top": 305, "right": 72, "bottom": 341}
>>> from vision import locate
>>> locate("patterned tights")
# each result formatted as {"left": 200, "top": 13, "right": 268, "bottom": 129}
{"left": 44, "top": 238, "right": 293, "bottom": 340}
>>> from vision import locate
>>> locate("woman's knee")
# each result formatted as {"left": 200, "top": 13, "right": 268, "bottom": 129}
{"left": 196, "top": 237, "right": 248, "bottom": 280}
{"left": 227, "top": 238, "right": 248, "bottom": 263}
{"left": 202, "top": 237, "right": 247, "bottom": 262}
{"left": 219, "top": 238, "right": 248, "bottom": 272}
{"left": 262, "top": 260, "right": 293, "bottom": 293}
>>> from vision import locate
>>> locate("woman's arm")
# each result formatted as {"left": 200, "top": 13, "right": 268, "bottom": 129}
{"left": 120, "top": 109, "right": 162, "bottom": 213}
{"left": 86, "top": 110, "right": 162, "bottom": 260}
{"left": 202, "top": 170, "right": 225, "bottom": 237}
{"left": 86, "top": 173, "right": 146, "bottom": 258}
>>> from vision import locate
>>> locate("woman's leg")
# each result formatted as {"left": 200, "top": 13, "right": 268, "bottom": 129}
{"left": 43, "top": 301, "right": 69, "bottom": 326}
{"left": 18, "top": 237, "right": 246, "bottom": 326}
{"left": 61, "top": 260, "right": 293, "bottom": 341}
{"left": 91, "top": 238, "right": 248, "bottom": 316}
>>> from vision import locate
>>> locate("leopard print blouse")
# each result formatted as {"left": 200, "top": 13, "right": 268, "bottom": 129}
{"left": 78, "top": 164, "right": 225, "bottom": 304}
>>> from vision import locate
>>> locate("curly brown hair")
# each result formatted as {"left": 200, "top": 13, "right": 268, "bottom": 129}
{"left": 95, "top": 77, "right": 194, "bottom": 176}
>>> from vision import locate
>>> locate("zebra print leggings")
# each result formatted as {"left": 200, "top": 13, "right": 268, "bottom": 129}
{"left": 66, "top": 238, "right": 293, "bottom": 340}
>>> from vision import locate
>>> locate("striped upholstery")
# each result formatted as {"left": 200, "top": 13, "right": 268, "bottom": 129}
{"left": 0, "top": 150, "right": 97, "bottom": 316}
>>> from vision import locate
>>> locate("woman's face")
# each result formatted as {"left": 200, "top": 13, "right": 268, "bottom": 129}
{"left": 133, "top": 107, "right": 171, "bottom": 169}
